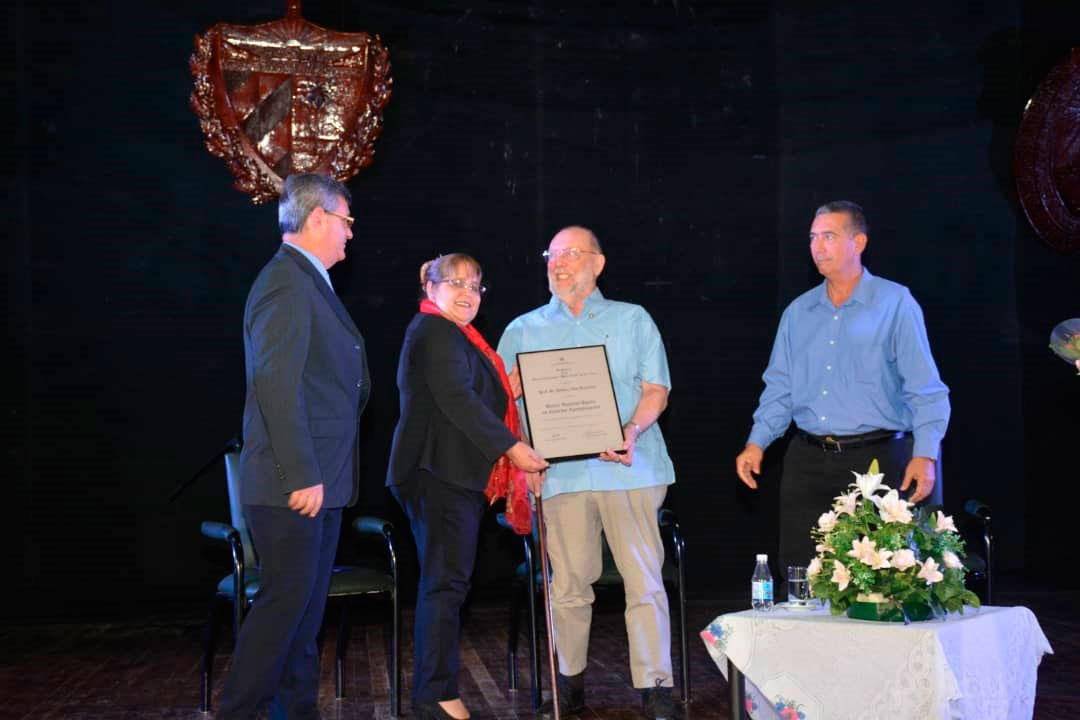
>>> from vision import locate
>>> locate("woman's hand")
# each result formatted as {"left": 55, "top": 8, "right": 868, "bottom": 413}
{"left": 525, "top": 470, "right": 546, "bottom": 496}
{"left": 507, "top": 441, "right": 548, "bottom": 473}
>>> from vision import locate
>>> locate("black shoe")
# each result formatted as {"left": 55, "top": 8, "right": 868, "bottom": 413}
{"left": 413, "top": 702, "right": 465, "bottom": 720}
{"left": 641, "top": 681, "right": 678, "bottom": 720}
{"left": 535, "top": 672, "right": 585, "bottom": 718}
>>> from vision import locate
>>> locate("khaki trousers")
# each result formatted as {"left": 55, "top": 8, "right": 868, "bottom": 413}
{"left": 542, "top": 485, "right": 672, "bottom": 688}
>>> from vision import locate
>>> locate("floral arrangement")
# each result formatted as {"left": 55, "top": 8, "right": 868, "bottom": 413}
{"left": 808, "top": 459, "right": 981, "bottom": 617}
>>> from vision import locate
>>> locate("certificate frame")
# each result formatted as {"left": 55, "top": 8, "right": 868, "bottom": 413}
{"left": 516, "top": 345, "right": 624, "bottom": 463}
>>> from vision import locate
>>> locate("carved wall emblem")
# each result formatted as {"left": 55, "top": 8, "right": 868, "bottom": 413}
{"left": 1015, "top": 48, "right": 1080, "bottom": 253}
{"left": 190, "top": 1, "right": 392, "bottom": 203}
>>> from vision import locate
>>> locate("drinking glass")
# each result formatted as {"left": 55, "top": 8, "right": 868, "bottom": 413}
{"left": 787, "top": 565, "right": 810, "bottom": 605}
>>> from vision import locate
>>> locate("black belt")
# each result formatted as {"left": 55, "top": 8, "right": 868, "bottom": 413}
{"left": 798, "top": 429, "right": 907, "bottom": 453}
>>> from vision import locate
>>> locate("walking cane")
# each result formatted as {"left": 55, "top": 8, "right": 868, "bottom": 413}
{"left": 534, "top": 495, "right": 561, "bottom": 720}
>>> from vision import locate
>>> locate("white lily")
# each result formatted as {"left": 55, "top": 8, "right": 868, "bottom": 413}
{"left": 891, "top": 548, "right": 917, "bottom": 570}
{"left": 847, "top": 535, "right": 877, "bottom": 564}
{"left": 934, "top": 511, "right": 958, "bottom": 533}
{"left": 943, "top": 550, "right": 963, "bottom": 570}
{"left": 817, "top": 510, "right": 839, "bottom": 532}
{"left": 864, "top": 547, "right": 894, "bottom": 570}
{"left": 831, "top": 560, "right": 851, "bottom": 591}
{"left": 815, "top": 542, "right": 834, "bottom": 554}
{"left": 878, "top": 490, "right": 914, "bottom": 524}
{"left": 808, "top": 557, "right": 822, "bottom": 577}
{"left": 917, "top": 557, "right": 944, "bottom": 584}
{"left": 834, "top": 491, "right": 859, "bottom": 516}
{"left": 851, "top": 469, "right": 886, "bottom": 502}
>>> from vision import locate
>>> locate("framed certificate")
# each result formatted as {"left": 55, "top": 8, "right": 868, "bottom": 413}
{"left": 516, "top": 345, "right": 625, "bottom": 463}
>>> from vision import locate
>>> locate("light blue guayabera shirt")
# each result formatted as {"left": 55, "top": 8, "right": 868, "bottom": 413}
{"left": 283, "top": 241, "right": 333, "bottom": 290}
{"left": 747, "top": 267, "right": 950, "bottom": 459}
{"left": 497, "top": 289, "right": 676, "bottom": 500}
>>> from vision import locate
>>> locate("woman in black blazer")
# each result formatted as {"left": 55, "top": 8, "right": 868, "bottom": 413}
{"left": 387, "top": 253, "right": 548, "bottom": 720}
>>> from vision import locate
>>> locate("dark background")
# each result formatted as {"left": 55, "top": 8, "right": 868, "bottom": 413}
{"left": 6, "top": 0, "right": 1079, "bottom": 618}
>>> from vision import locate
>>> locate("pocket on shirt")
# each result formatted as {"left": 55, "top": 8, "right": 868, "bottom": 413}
{"left": 852, "top": 344, "right": 886, "bottom": 384}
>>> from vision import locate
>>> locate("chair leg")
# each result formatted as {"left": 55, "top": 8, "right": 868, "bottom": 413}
{"left": 201, "top": 596, "right": 221, "bottom": 714}
{"left": 232, "top": 590, "right": 244, "bottom": 648}
{"left": 391, "top": 589, "right": 400, "bottom": 718}
{"left": 677, "top": 572, "right": 690, "bottom": 704}
{"left": 335, "top": 599, "right": 350, "bottom": 699}
{"left": 508, "top": 582, "right": 523, "bottom": 690}
{"left": 526, "top": 573, "right": 542, "bottom": 709}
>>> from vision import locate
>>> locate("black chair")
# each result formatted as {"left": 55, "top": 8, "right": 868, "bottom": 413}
{"left": 199, "top": 450, "right": 401, "bottom": 716}
{"left": 498, "top": 507, "right": 689, "bottom": 709}
{"left": 961, "top": 499, "right": 993, "bottom": 604}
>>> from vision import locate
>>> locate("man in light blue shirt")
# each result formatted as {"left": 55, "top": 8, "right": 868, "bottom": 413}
{"left": 735, "top": 201, "right": 950, "bottom": 574}
{"left": 498, "top": 226, "right": 677, "bottom": 720}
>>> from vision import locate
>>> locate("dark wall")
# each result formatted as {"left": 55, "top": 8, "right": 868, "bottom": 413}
{"left": 7, "top": 0, "right": 1079, "bottom": 617}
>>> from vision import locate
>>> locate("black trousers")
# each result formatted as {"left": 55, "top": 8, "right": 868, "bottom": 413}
{"left": 778, "top": 434, "right": 911, "bottom": 580}
{"left": 217, "top": 505, "right": 342, "bottom": 720}
{"left": 391, "top": 471, "right": 486, "bottom": 705}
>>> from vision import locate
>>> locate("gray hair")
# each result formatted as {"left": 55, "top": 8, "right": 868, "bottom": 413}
{"left": 278, "top": 173, "right": 352, "bottom": 234}
{"left": 814, "top": 201, "right": 868, "bottom": 236}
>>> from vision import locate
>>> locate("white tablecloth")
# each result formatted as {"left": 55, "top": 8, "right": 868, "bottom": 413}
{"left": 701, "top": 604, "right": 1052, "bottom": 720}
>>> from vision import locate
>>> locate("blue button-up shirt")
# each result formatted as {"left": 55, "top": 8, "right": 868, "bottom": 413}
{"left": 747, "top": 268, "right": 950, "bottom": 459}
{"left": 498, "top": 289, "right": 676, "bottom": 499}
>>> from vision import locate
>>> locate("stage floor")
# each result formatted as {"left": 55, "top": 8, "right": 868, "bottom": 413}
{"left": 1, "top": 589, "right": 1075, "bottom": 719}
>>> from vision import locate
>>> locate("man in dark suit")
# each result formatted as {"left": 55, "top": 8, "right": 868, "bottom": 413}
{"left": 217, "top": 173, "right": 370, "bottom": 720}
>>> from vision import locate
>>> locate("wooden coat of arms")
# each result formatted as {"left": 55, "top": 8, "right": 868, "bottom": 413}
{"left": 190, "top": 1, "right": 391, "bottom": 203}
{"left": 1015, "top": 48, "right": 1080, "bottom": 253}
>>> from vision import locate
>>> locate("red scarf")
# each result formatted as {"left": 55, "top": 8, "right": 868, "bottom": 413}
{"left": 419, "top": 299, "right": 532, "bottom": 534}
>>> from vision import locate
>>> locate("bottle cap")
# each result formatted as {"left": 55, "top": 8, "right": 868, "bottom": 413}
{"left": 756, "top": 553, "right": 768, "bottom": 561}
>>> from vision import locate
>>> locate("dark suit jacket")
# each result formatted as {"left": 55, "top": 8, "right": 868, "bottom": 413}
{"left": 387, "top": 313, "right": 516, "bottom": 491}
{"left": 238, "top": 244, "right": 370, "bottom": 508}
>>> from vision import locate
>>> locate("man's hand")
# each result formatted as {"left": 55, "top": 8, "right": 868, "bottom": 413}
{"left": 735, "top": 444, "right": 764, "bottom": 489}
{"left": 508, "top": 364, "right": 523, "bottom": 400}
{"left": 900, "top": 456, "right": 936, "bottom": 503}
{"left": 525, "top": 470, "right": 546, "bottom": 496}
{"left": 507, "top": 441, "right": 549, "bottom": 473}
{"left": 599, "top": 422, "right": 639, "bottom": 466}
{"left": 288, "top": 483, "right": 324, "bottom": 517}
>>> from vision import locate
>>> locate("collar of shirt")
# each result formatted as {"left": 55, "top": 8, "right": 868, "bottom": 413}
{"left": 546, "top": 287, "right": 606, "bottom": 318}
{"left": 283, "top": 241, "right": 334, "bottom": 291}
{"left": 809, "top": 266, "right": 876, "bottom": 311}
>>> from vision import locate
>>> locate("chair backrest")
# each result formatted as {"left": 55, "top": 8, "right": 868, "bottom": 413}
{"left": 224, "top": 450, "right": 259, "bottom": 569}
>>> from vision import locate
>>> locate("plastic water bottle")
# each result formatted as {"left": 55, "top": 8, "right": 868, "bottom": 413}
{"left": 751, "top": 554, "right": 774, "bottom": 611}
